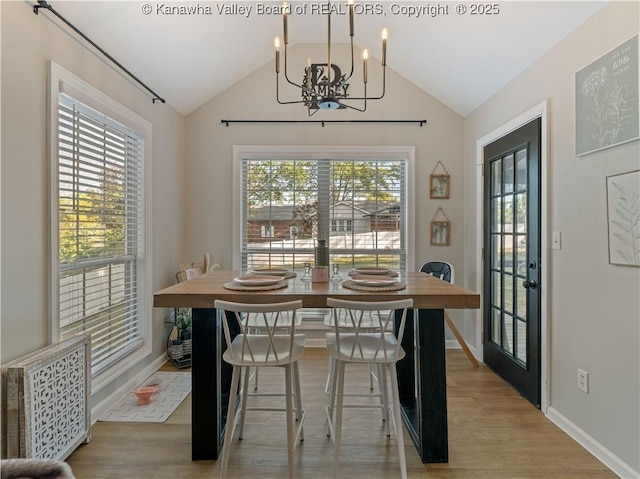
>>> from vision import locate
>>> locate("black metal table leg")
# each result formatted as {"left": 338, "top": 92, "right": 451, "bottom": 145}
{"left": 396, "top": 308, "right": 448, "bottom": 463}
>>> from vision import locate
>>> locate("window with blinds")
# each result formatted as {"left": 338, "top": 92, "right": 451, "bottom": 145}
{"left": 241, "top": 158, "right": 407, "bottom": 271}
{"left": 56, "top": 92, "right": 146, "bottom": 376}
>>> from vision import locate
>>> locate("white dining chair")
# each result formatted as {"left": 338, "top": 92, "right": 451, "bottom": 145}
{"left": 325, "top": 297, "right": 413, "bottom": 479}
{"left": 214, "top": 299, "right": 306, "bottom": 479}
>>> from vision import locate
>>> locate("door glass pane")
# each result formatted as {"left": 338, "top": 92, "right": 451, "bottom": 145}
{"left": 491, "top": 198, "right": 502, "bottom": 233}
{"left": 516, "top": 193, "right": 527, "bottom": 233}
{"left": 503, "top": 274, "right": 513, "bottom": 314}
{"left": 503, "top": 235, "right": 513, "bottom": 273}
{"left": 516, "top": 318, "right": 527, "bottom": 362}
{"left": 516, "top": 234, "right": 527, "bottom": 276}
{"left": 503, "top": 153, "right": 514, "bottom": 193}
{"left": 516, "top": 277, "right": 527, "bottom": 320}
{"left": 491, "top": 234, "right": 501, "bottom": 269}
{"left": 492, "top": 271, "right": 501, "bottom": 306}
{"left": 491, "top": 307, "right": 501, "bottom": 344}
{"left": 503, "top": 313, "right": 514, "bottom": 354}
{"left": 491, "top": 158, "right": 502, "bottom": 195}
{"left": 515, "top": 148, "right": 527, "bottom": 191}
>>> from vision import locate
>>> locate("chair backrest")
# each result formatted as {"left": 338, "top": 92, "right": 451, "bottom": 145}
{"left": 214, "top": 300, "right": 303, "bottom": 365}
{"left": 326, "top": 298, "right": 414, "bottom": 362}
{"left": 420, "top": 261, "right": 454, "bottom": 284}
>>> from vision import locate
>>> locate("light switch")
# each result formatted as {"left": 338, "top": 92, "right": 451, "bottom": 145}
{"left": 552, "top": 231, "right": 561, "bottom": 250}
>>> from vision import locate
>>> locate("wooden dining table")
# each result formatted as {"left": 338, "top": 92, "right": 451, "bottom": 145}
{"left": 153, "top": 269, "right": 480, "bottom": 463}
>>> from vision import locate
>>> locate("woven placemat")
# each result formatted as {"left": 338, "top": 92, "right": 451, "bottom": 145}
{"left": 341, "top": 280, "right": 406, "bottom": 292}
{"left": 223, "top": 281, "right": 289, "bottom": 291}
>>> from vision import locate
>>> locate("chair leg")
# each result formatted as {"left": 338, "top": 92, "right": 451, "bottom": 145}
{"left": 324, "top": 355, "right": 333, "bottom": 394}
{"left": 325, "top": 355, "right": 338, "bottom": 438}
{"left": 444, "top": 312, "right": 479, "bottom": 367}
{"left": 389, "top": 364, "right": 407, "bottom": 479}
{"left": 220, "top": 365, "right": 241, "bottom": 479}
{"left": 378, "top": 364, "right": 391, "bottom": 435}
{"left": 284, "top": 364, "right": 295, "bottom": 479}
{"left": 293, "top": 361, "right": 305, "bottom": 442}
{"left": 253, "top": 366, "right": 260, "bottom": 390}
{"left": 333, "top": 361, "right": 346, "bottom": 478}
{"left": 238, "top": 366, "right": 250, "bottom": 440}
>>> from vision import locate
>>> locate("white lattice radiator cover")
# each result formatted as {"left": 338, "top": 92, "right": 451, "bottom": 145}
{"left": 1, "top": 334, "right": 91, "bottom": 460}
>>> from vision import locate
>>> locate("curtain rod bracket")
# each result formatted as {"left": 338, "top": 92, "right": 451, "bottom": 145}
{"left": 33, "top": 1, "right": 166, "bottom": 105}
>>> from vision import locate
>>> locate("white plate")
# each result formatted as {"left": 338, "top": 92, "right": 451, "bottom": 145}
{"left": 234, "top": 275, "right": 285, "bottom": 286}
{"left": 353, "top": 267, "right": 391, "bottom": 275}
{"left": 350, "top": 275, "right": 398, "bottom": 286}
{"left": 250, "top": 268, "right": 290, "bottom": 276}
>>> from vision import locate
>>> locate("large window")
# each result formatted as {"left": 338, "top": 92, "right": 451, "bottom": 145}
{"left": 235, "top": 147, "right": 414, "bottom": 272}
{"left": 49, "top": 63, "right": 151, "bottom": 389}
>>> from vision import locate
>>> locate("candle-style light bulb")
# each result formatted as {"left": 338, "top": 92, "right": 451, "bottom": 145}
{"left": 381, "top": 28, "right": 387, "bottom": 66}
{"left": 275, "top": 37, "right": 281, "bottom": 73}
{"left": 363, "top": 49, "right": 368, "bottom": 84}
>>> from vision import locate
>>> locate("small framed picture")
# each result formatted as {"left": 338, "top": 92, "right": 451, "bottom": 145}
{"left": 430, "top": 174, "right": 450, "bottom": 199}
{"left": 606, "top": 169, "right": 640, "bottom": 267}
{"left": 431, "top": 220, "right": 450, "bottom": 246}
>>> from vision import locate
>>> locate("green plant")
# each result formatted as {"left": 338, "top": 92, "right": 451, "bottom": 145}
{"left": 176, "top": 309, "right": 191, "bottom": 332}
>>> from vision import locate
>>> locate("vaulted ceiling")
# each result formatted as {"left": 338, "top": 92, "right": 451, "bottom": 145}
{"left": 48, "top": 1, "right": 609, "bottom": 116}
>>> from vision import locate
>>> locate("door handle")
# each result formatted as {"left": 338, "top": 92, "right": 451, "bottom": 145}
{"left": 522, "top": 280, "right": 538, "bottom": 290}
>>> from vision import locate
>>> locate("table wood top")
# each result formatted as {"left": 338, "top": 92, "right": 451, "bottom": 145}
{"left": 153, "top": 270, "right": 480, "bottom": 310}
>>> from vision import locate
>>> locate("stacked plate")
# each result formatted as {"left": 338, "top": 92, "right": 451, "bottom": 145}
{"left": 348, "top": 267, "right": 399, "bottom": 287}
{"left": 250, "top": 268, "right": 290, "bottom": 276}
{"left": 352, "top": 266, "right": 393, "bottom": 275}
{"left": 233, "top": 274, "right": 285, "bottom": 286}
{"left": 350, "top": 275, "right": 398, "bottom": 287}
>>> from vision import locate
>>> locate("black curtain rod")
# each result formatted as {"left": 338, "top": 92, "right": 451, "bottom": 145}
{"left": 33, "top": 1, "right": 165, "bottom": 105}
{"left": 221, "top": 119, "right": 427, "bottom": 127}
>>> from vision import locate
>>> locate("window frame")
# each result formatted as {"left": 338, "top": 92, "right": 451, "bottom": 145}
{"left": 48, "top": 61, "right": 153, "bottom": 394}
{"left": 232, "top": 145, "right": 415, "bottom": 271}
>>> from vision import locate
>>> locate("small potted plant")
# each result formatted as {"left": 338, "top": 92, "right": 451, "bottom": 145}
{"left": 177, "top": 309, "right": 192, "bottom": 357}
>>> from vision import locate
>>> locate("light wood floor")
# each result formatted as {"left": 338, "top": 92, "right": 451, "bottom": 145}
{"left": 66, "top": 349, "right": 616, "bottom": 478}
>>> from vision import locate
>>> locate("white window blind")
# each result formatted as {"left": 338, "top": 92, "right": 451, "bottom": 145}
{"left": 241, "top": 158, "right": 407, "bottom": 271}
{"left": 57, "top": 93, "right": 146, "bottom": 375}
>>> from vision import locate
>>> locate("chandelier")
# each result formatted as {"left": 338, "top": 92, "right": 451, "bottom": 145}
{"left": 274, "top": 1, "right": 387, "bottom": 115}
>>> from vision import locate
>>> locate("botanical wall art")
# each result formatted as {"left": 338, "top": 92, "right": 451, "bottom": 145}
{"left": 430, "top": 161, "right": 450, "bottom": 199}
{"left": 576, "top": 35, "right": 639, "bottom": 156}
{"left": 606, "top": 169, "right": 640, "bottom": 267}
{"left": 430, "top": 207, "right": 450, "bottom": 246}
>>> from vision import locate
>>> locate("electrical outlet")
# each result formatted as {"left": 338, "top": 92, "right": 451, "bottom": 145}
{"left": 577, "top": 369, "right": 589, "bottom": 393}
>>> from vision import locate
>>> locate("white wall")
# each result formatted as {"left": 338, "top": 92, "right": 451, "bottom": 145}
{"left": 464, "top": 2, "right": 639, "bottom": 475}
{"left": 0, "top": 2, "right": 186, "bottom": 406}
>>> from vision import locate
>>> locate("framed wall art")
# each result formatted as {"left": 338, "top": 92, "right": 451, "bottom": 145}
{"left": 429, "top": 161, "right": 450, "bottom": 199}
{"left": 430, "top": 207, "right": 450, "bottom": 246}
{"left": 576, "top": 35, "right": 639, "bottom": 156}
{"left": 606, "top": 169, "right": 640, "bottom": 267}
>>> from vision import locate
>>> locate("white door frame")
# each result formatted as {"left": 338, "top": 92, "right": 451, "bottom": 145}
{"left": 475, "top": 100, "right": 550, "bottom": 412}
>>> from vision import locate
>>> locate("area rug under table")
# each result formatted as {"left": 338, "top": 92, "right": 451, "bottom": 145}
{"left": 98, "top": 371, "right": 191, "bottom": 423}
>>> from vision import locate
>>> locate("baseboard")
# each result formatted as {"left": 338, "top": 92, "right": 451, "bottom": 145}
{"left": 91, "top": 353, "right": 169, "bottom": 425}
{"left": 546, "top": 406, "right": 639, "bottom": 479}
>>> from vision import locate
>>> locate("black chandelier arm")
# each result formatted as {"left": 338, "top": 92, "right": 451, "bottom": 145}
{"left": 33, "top": 1, "right": 165, "bottom": 104}
{"left": 333, "top": 37, "right": 356, "bottom": 93}
{"left": 276, "top": 74, "right": 317, "bottom": 105}
{"left": 344, "top": 67, "right": 386, "bottom": 101}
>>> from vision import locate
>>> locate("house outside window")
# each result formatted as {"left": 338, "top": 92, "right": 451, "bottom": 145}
{"left": 234, "top": 146, "right": 415, "bottom": 272}
{"left": 49, "top": 62, "right": 152, "bottom": 391}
